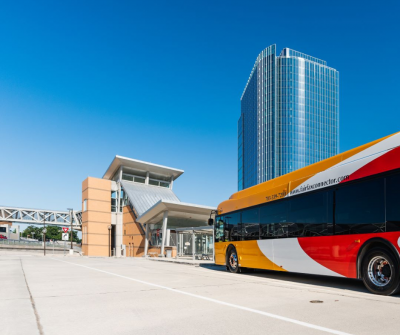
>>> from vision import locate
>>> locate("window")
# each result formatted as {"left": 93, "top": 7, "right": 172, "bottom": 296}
{"left": 150, "top": 229, "right": 163, "bottom": 246}
{"left": 83, "top": 199, "right": 87, "bottom": 212}
{"left": 122, "top": 173, "right": 145, "bottom": 184}
{"left": 224, "top": 212, "right": 241, "bottom": 241}
{"left": 386, "top": 174, "right": 400, "bottom": 232}
{"left": 335, "top": 178, "right": 385, "bottom": 234}
{"left": 149, "top": 179, "right": 159, "bottom": 186}
{"left": 149, "top": 179, "right": 170, "bottom": 188}
{"left": 260, "top": 200, "right": 288, "bottom": 239}
{"left": 242, "top": 207, "right": 259, "bottom": 240}
{"left": 134, "top": 176, "right": 145, "bottom": 184}
{"left": 122, "top": 174, "right": 134, "bottom": 182}
{"left": 214, "top": 216, "right": 224, "bottom": 242}
{"left": 288, "top": 191, "right": 333, "bottom": 237}
{"left": 119, "top": 189, "right": 125, "bottom": 212}
{"left": 111, "top": 191, "right": 117, "bottom": 212}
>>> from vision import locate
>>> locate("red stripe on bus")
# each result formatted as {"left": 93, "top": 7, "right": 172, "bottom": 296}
{"left": 298, "top": 233, "right": 400, "bottom": 278}
{"left": 342, "top": 146, "right": 400, "bottom": 183}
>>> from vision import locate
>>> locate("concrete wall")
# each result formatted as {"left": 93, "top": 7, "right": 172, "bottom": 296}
{"left": 0, "top": 245, "right": 73, "bottom": 254}
{"left": 81, "top": 177, "right": 112, "bottom": 256}
{"left": 0, "top": 222, "right": 11, "bottom": 239}
{"left": 122, "top": 206, "right": 145, "bottom": 257}
{"left": 9, "top": 225, "right": 20, "bottom": 240}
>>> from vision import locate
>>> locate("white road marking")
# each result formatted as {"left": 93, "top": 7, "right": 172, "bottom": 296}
{"left": 52, "top": 258, "right": 353, "bottom": 335}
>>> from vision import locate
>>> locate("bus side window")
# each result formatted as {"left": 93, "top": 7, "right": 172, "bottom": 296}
{"left": 260, "top": 200, "right": 288, "bottom": 239}
{"left": 225, "top": 212, "right": 241, "bottom": 241}
{"left": 335, "top": 178, "right": 385, "bottom": 235}
{"left": 386, "top": 173, "right": 400, "bottom": 232}
{"left": 288, "top": 191, "right": 333, "bottom": 237}
{"left": 242, "top": 207, "right": 259, "bottom": 240}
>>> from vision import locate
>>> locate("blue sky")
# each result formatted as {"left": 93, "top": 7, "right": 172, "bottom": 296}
{"left": 0, "top": 0, "right": 399, "bottom": 212}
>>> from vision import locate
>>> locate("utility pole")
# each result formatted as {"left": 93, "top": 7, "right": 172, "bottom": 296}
{"left": 68, "top": 208, "right": 73, "bottom": 256}
{"left": 43, "top": 212, "right": 47, "bottom": 256}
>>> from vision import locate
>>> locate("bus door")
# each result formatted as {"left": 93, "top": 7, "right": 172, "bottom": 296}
{"left": 214, "top": 216, "right": 225, "bottom": 264}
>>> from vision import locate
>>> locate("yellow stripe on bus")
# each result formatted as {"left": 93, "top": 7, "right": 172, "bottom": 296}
{"left": 218, "top": 132, "right": 397, "bottom": 214}
{"left": 215, "top": 241, "right": 287, "bottom": 272}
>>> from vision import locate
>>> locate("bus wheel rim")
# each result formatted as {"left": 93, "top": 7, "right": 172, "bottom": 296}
{"left": 229, "top": 253, "right": 238, "bottom": 269}
{"left": 367, "top": 256, "right": 392, "bottom": 287}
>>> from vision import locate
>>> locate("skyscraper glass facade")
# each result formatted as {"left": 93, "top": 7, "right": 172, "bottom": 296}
{"left": 238, "top": 45, "right": 339, "bottom": 190}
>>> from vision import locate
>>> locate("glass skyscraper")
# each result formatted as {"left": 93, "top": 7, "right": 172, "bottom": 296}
{"left": 238, "top": 45, "right": 339, "bottom": 190}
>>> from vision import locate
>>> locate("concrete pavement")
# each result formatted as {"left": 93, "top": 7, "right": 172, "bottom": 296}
{"left": 1, "top": 253, "right": 400, "bottom": 335}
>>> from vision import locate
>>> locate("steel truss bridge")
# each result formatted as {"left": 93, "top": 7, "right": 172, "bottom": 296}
{"left": 0, "top": 206, "right": 82, "bottom": 230}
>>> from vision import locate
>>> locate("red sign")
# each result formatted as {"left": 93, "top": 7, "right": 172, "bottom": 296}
{"left": 62, "top": 227, "right": 69, "bottom": 233}
{"left": 156, "top": 229, "right": 160, "bottom": 237}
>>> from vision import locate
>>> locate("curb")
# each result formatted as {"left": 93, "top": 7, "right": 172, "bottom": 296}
{"left": 145, "top": 257, "right": 214, "bottom": 267}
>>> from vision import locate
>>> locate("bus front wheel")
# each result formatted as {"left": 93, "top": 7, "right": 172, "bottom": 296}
{"left": 226, "top": 247, "right": 240, "bottom": 273}
{"left": 362, "top": 247, "right": 400, "bottom": 296}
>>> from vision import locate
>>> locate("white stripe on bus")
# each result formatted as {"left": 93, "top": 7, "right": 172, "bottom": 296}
{"left": 289, "top": 132, "right": 400, "bottom": 195}
{"left": 257, "top": 238, "right": 343, "bottom": 277}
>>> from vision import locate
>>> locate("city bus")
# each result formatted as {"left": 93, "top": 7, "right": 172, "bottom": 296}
{"left": 213, "top": 132, "right": 400, "bottom": 295}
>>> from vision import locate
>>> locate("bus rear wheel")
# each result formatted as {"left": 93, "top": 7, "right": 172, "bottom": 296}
{"left": 227, "top": 247, "right": 239, "bottom": 273}
{"left": 362, "top": 247, "right": 400, "bottom": 296}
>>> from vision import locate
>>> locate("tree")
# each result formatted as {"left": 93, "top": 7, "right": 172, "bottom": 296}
{"left": 22, "top": 225, "right": 42, "bottom": 240}
{"left": 45, "top": 225, "right": 62, "bottom": 241}
{"left": 22, "top": 225, "right": 81, "bottom": 243}
{"left": 71, "top": 230, "right": 81, "bottom": 244}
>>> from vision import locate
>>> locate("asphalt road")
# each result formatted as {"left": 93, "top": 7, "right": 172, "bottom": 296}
{"left": 1, "top": 253, "right": 400, "bottom": 335}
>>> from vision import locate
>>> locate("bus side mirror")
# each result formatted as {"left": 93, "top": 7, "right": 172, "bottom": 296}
{"left": 208, "top": 218, "right": 214, "bottom": 226}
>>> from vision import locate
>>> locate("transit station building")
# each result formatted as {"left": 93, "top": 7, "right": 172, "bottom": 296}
{"left": 82, "top": 156, "right": 215, "bottom": 257}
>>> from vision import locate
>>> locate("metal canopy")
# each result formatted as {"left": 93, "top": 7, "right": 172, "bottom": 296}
{"left": 137, "top": 200, "right": 215, "bottom": 225}
{"left": 121, "top": 181, "right": 180, "bottom": 217}
{"left": 175, "top": 226, "right": 213, "bottom": 232}
{"left": 103, "top": 155, "right": 184, "bottom": 181}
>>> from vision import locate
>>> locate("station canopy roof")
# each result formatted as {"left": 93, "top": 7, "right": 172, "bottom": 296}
{"left": 121, "top": 181, "right": 180, "bottom": 217}
{"left": 136, "top": 200, "right": 216, "bottom": 227}
{"left": 103, "top": 155, "right": 184, "bottom": 181}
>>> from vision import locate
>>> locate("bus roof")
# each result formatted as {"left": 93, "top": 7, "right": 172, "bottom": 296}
{"left": 218, "top": 131, "right": 400, "bottom": 215}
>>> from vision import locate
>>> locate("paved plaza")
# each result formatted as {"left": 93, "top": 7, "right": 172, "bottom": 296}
{"left": 1, "top": 252, "right": 400, "bottom": 335}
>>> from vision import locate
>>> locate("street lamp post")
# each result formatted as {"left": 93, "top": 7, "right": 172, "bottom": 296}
{"left": 108, "top": 225, "right": 112, "bottom": 257}
{"left": 67, "top": 208, "right": 73, "bottom": 255}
